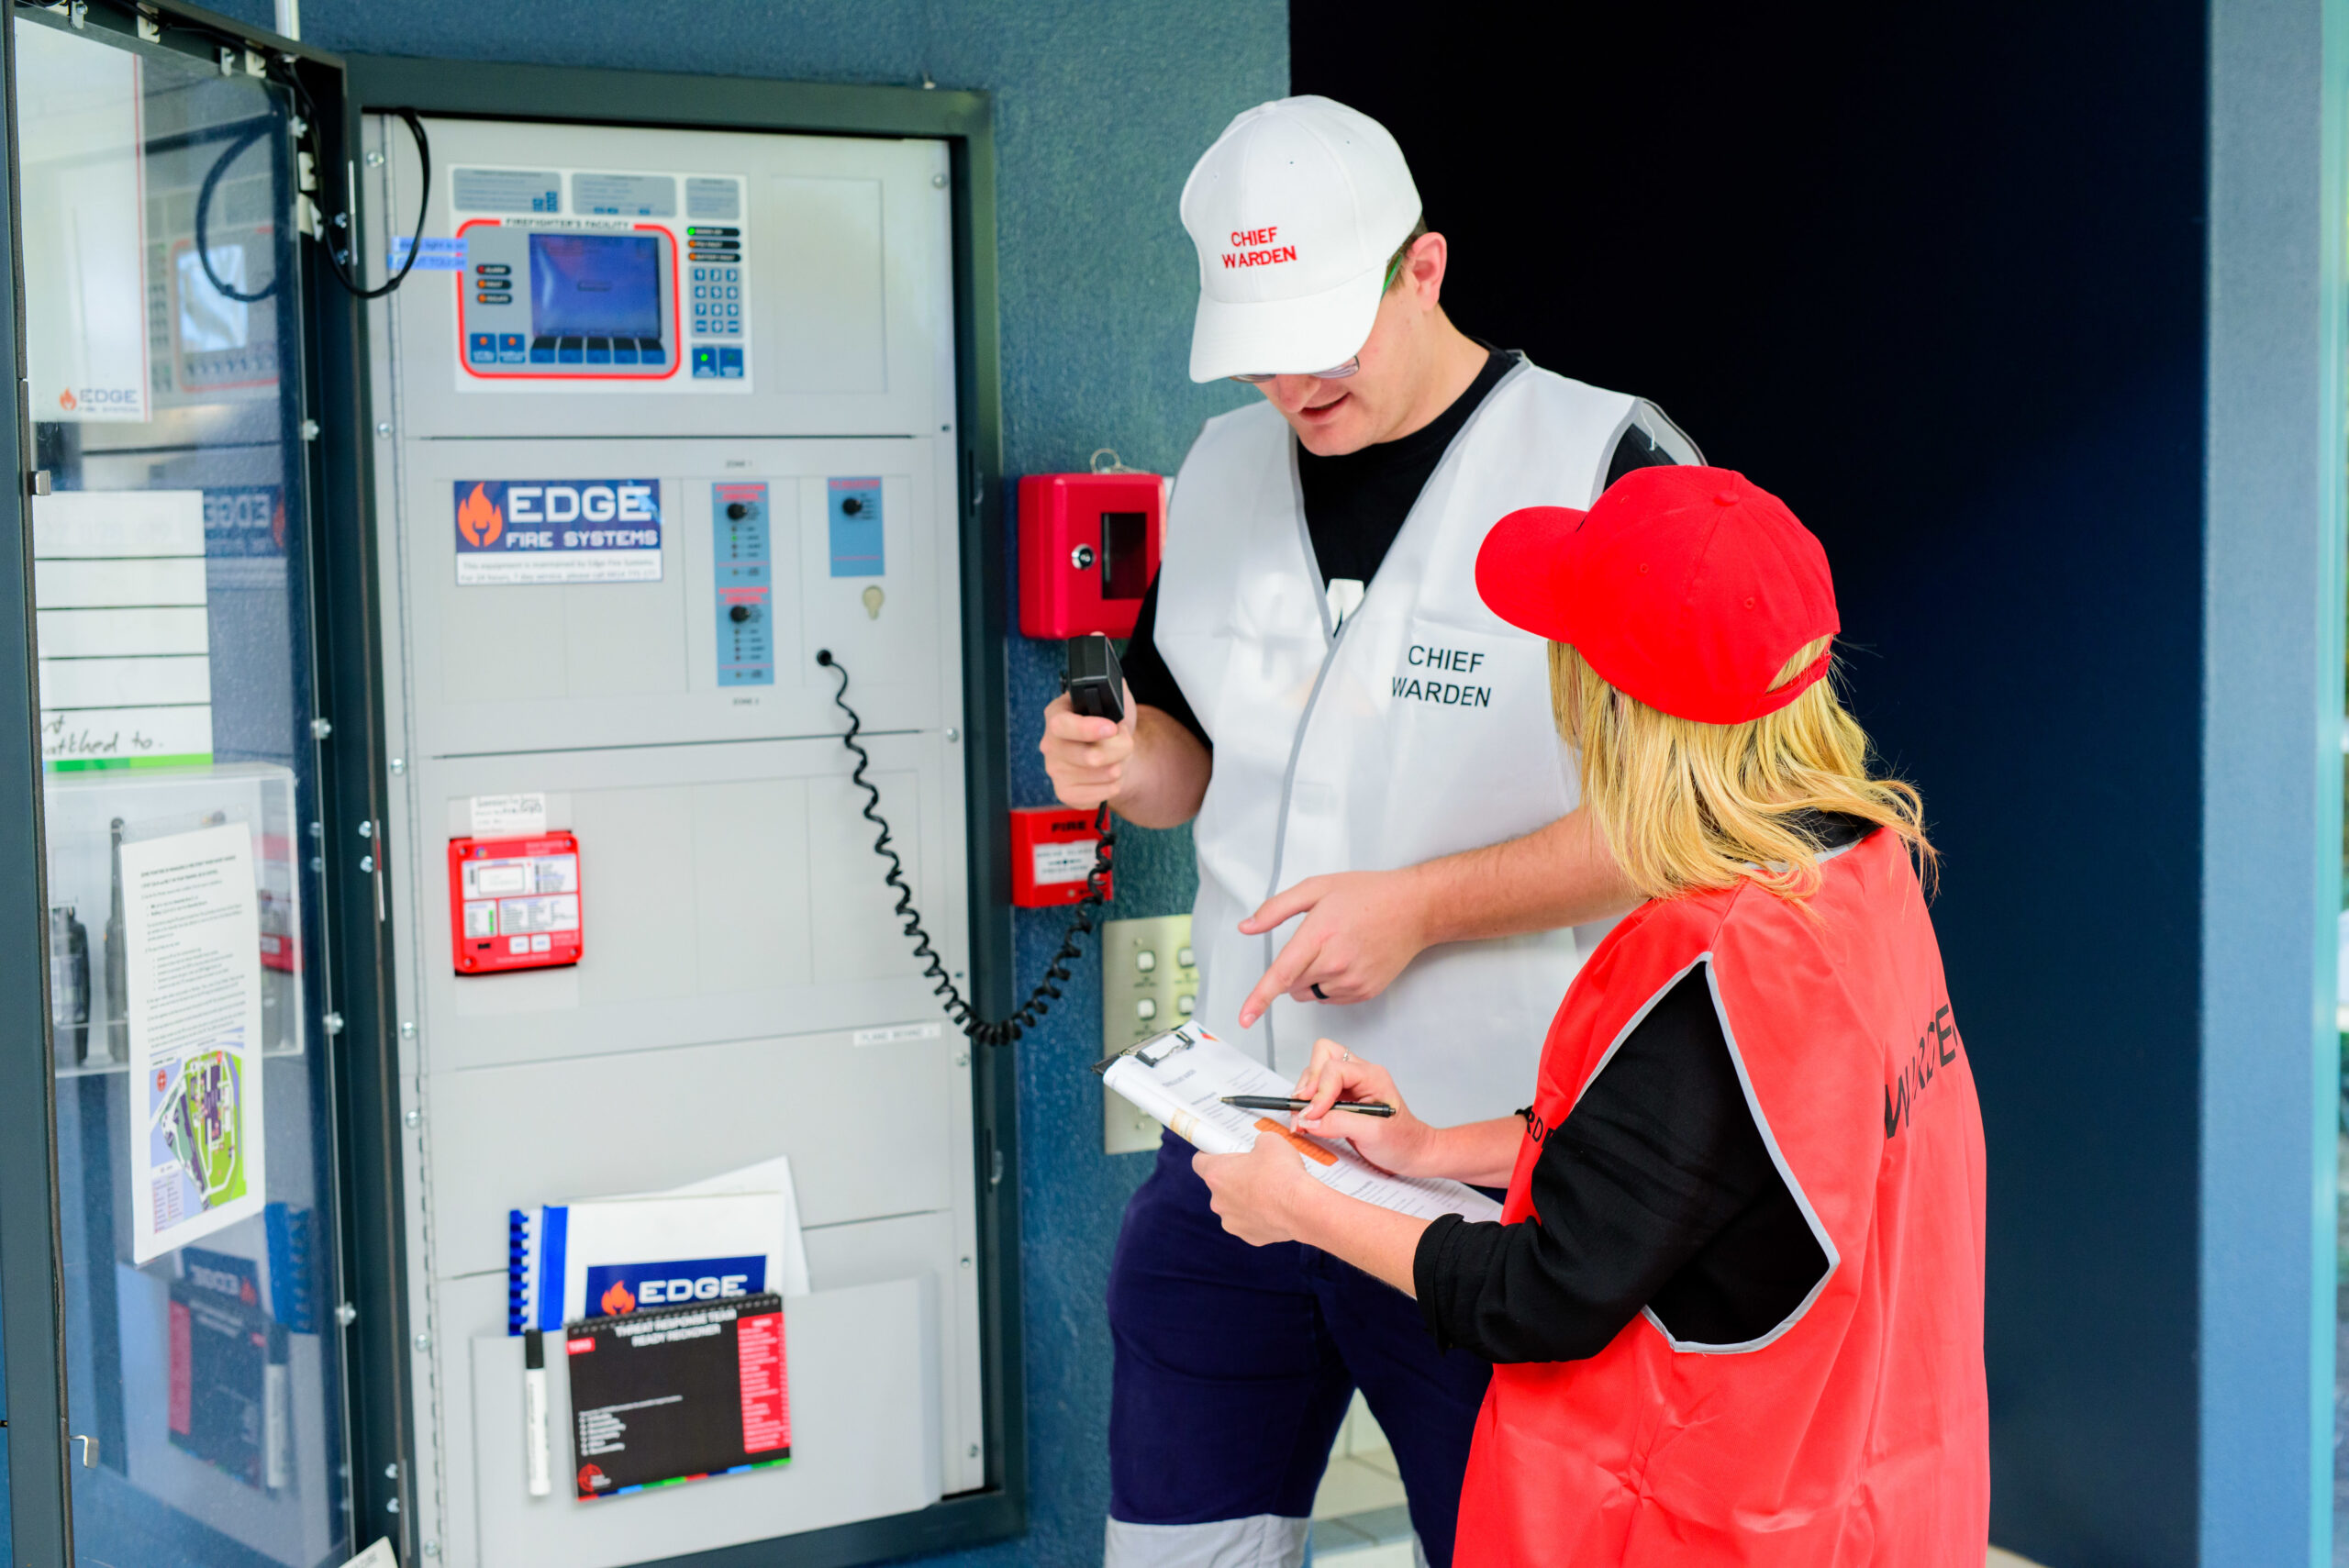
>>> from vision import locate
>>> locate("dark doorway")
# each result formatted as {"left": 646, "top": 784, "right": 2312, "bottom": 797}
{"left": 1291, "top": 6, "right": 2207, "bottom": 1564}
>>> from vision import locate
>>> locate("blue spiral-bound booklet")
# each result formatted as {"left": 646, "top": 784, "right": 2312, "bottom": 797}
{"left": 507, "top": 1154, "right": 808, "bottom": 1335}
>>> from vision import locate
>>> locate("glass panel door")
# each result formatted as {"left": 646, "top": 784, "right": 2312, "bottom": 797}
{"left": 16, "top": 14, "right": 353, "bottom": 1564}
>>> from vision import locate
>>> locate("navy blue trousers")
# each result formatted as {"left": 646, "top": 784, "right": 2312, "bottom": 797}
{"left": 1106, "top": 1132, "right": 1493, "bottom": 1566}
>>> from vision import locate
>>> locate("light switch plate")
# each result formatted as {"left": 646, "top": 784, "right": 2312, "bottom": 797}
{"left": 1100, "top": 913, "right": 1198, "bottom": 1153}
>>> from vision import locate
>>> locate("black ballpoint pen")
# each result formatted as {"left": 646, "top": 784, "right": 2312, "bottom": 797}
{"left": 1220, "top": 1095, "right": 1396, "bottom": 1118}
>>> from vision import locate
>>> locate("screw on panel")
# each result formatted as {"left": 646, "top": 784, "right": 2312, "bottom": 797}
{"left": 357, "top": 820, "right": 373, "bottom": 839}
{"left": 960, "top": 1256, "right": 972, "bottom": 1271}
{"left": 335, "top": 1302, "right": 358, "bottom": 1327}
{"left": 399, "top": 1021, "right": 417, "bottom": 1040}
{"left": 323, "top": 1012, "right": 345, "bottom": 1036}
{"left": 366, "top": 150, "right": 385, "bottom": 168}
{"left": 310, "top": 717, "right": 332, "bottom": 740}
{"left": 376, "top": 422, "right": 392, "bottom": 437}
{"left": 968, "top": 1443, "right": 980, "bottom": 1459}
{"left": 932, "top": 172, "right": 948, "bottom": 188}
{"left": 384, "top": 1462, "right": 399, "bottom": 1480}
{"left": 414, "top": 1331, "right": 431, "bottom": 1351}
{"left": 300, "top": 419, "right": 320, "bottom": 441}
{"left": 359, "top": 855, "right": 373, "bottom": 873}
{"left": 944, "top": 728, "right": 961, "bottom": 742}
{"left": 386, "top": 1498, "right": 399, "bottom": 1514}
{"left": 390, "top": 758, "right": 406, "bottom": 774}
{"left": 404, "top": 1109, "right": 420, "bottom": 1129}
{"left": 422, "top": 1543, "right": 440, "bottom": 1559}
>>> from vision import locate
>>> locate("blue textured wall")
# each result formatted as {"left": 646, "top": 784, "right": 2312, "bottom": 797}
{"left": 211, "top": 2, "right": 1273, "bottom": 1562}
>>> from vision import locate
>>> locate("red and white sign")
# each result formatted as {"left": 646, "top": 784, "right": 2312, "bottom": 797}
{"left": 448, "top": 830, "right": 584, "bottom": 974}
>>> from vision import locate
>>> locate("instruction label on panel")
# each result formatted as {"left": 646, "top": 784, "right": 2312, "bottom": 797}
{"left": 469, "top": 793, "right": 548, "bottom": 837}
{"left": 827, "top": 478, "right": 883, "bottom": 577}
{"left": 453, "top": 479, "right": 662, "bottom": 584}
{"left": 125, "top": 823, "right": 266, "bottom": 1264}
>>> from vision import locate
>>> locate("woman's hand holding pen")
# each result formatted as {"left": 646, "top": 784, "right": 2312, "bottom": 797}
{"left": 1290, "top": 1039, "right": 1435, "bottom": 1175}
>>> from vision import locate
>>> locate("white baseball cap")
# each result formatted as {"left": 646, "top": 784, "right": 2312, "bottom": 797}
{"left": 1180, "top": 95, "right": 1422, "bottom": 384}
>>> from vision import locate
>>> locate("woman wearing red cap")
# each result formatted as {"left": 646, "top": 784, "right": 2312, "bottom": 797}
{"left": 1195, "top": 464, "right": 1990, "bottom": 1567}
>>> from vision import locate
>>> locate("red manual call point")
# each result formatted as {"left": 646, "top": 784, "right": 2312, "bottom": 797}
{"left": 1008, "top": 806, "right": 1111, "bottom": 907}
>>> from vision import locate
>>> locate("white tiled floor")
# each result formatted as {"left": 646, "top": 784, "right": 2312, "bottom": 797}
{"left": 1310, "top": 1394, "right": 1412, "bottom": 1564}
{"left": 1308, "top": 1393, "right": 2050, "bottom": 1568}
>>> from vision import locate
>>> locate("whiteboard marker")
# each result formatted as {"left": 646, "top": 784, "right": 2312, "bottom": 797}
{"left": 523, "top": 1329, "right": 551, "bottom": 1496}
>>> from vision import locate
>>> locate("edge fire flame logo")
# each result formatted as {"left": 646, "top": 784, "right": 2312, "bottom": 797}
{"left": 457, "top": 483, "right": 503, "bottom": 547}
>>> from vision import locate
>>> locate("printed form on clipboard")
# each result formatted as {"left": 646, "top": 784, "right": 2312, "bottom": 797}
{"left": 1097, "top": 1022, "right": 1501, "bottom": 1224}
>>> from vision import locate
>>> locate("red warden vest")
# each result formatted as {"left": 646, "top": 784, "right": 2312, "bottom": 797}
{"left": 1453, "top": 827, "right": 1988, "bottom": 1568}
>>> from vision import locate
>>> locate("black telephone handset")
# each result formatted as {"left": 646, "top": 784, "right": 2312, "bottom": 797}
{"left": 1063, "top": 633, "right": 1126, "bottom": 724}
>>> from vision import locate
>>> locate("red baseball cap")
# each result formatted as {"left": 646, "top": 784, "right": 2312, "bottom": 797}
{"left": 1475, "top": 465, "right": 1839, "bottom": 724}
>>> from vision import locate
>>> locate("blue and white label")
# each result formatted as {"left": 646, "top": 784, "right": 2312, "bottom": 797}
{"left": 828, "top": 477, "right": 883, "bottom": 578}
{"left": 583, "top": 1255, "right": 765, "bottom": 1317}
{"left": 388, "top": 236, "right": 468, "bottom": 272}
{"left": 454, "top": 479, "right": 662, "bottom": 585}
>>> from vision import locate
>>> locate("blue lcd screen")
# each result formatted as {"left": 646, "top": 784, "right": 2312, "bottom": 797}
{"left": 529, "top": 234, "right": 661, "bottom": 338}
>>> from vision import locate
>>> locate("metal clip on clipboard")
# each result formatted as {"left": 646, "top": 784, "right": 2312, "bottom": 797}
{"left": 1091, "top": 1020, "right": 1207, "bottom": 1076}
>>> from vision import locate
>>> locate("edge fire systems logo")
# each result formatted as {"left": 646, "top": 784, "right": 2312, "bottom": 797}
{"left": 452, "top": 478, "right": 662, "bottom": 586}
{"left": 584, "top": 1255, "right": 764, "bottom": 1316}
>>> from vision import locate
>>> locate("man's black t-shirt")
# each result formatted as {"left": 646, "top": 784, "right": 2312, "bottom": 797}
{"left": 1119, "top": 349, "right": 1675, "bottom": 747}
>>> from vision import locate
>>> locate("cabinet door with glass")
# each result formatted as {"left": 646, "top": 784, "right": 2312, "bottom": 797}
{"left": 15, "top": 10, "right": 359, "bottom": 1564}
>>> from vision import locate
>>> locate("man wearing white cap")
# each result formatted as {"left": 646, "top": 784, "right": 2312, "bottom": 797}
{"left": 1041, "top": 96, "right": 1698, "bottom": 1567}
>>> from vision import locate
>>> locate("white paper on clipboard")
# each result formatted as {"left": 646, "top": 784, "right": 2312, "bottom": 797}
{"left": 1100, "top": 1023, "right": 1500, "bottom": 1224}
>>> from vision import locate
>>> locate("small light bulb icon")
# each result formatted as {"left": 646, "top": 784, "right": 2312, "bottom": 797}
{"left": 862, "top": 584, "right": 885, "bottom": 620}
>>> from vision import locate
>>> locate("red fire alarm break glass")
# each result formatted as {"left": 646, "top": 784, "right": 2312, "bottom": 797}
{"left": 1017, "top": 472, "right": 1163, "bottom": 639}
{"left": 449, "top": 831, "right": 583, "bottom": 973}
{"left": 1008, "top": 806, "right": 1112, "bottom": 907}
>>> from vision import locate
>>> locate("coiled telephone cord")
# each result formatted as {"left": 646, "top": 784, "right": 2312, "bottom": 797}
{"left": 818, "top": 650, "right": 1113, "bottom": 1047}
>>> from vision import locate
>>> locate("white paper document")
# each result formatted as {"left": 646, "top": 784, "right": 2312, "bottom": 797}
{"left": 124, "top": 822, "right": 266, "bottom": 1262}
{"left": 604, "top": 1152, "right": 814, "bottom": 1298}
{"left": 1102, "top": 1024, "right": 1502, "bottom": 1224}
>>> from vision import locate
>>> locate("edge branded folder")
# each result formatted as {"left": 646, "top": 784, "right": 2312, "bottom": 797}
{"left": 508, "top": 1154, "right": 811, "bottom": 1335}
{"left": 567, "top": 1292, "right": 790, "bottom": 1499}
{"left": 510, "top": 1190, "right": 796, "bottom": 1334}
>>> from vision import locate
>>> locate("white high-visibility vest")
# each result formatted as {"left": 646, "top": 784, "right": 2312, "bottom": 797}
{"left": 1156, "top": 357, "right": 1696, "bottom": 1127}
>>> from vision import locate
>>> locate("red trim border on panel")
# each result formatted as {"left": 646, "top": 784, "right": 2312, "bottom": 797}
{"left": 454, "top": 217, "right": 685, "bottom": 383}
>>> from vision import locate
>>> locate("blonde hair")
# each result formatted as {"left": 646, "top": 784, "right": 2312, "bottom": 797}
{"left": 1551, "top": 637, "right": 1933, "bottom": 905}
